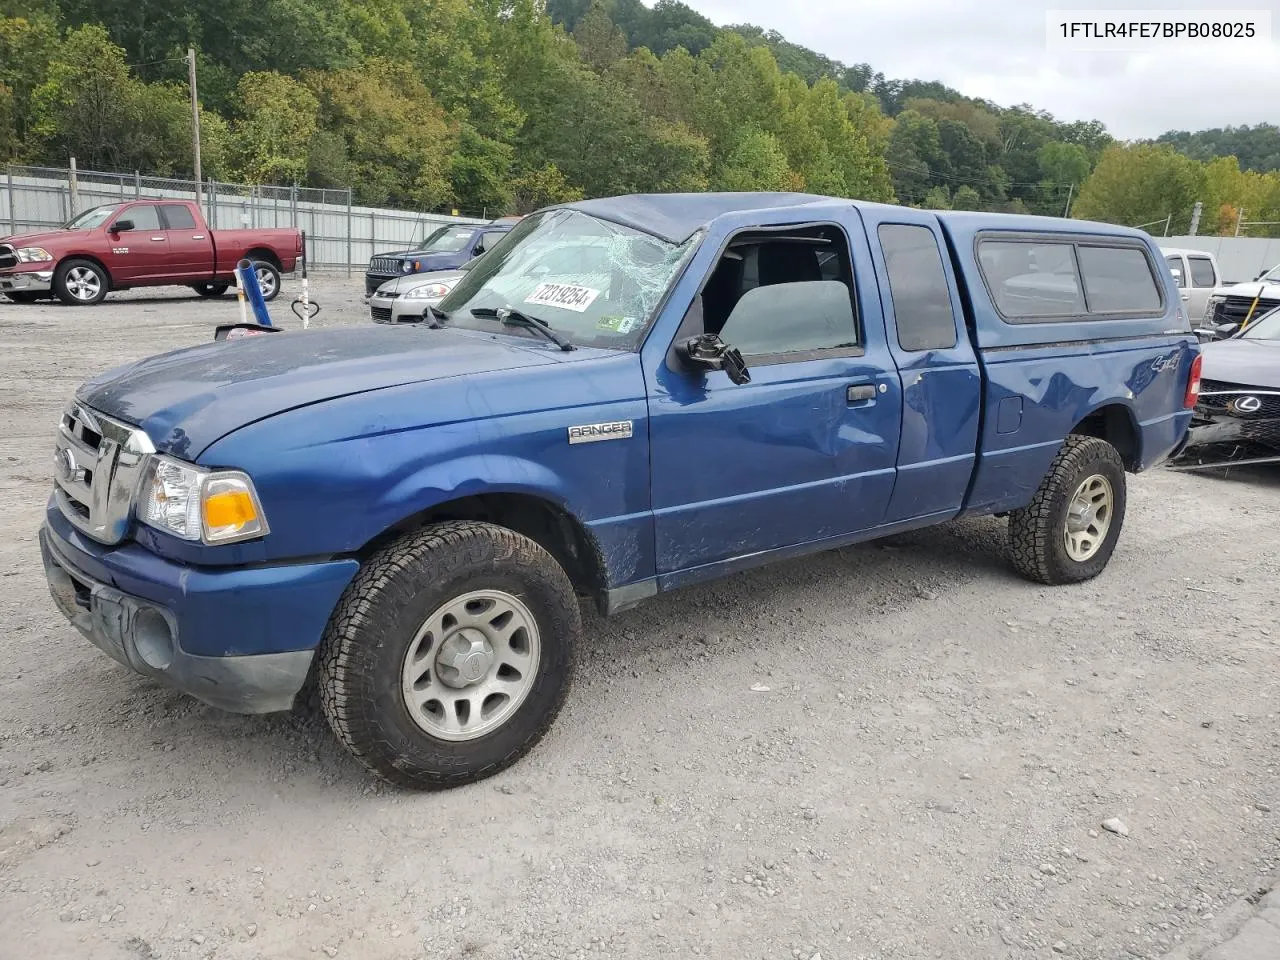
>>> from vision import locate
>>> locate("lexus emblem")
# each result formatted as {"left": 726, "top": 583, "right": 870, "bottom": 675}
{"left": 1232, "top": 395, "right": 1263, "bottom": 414}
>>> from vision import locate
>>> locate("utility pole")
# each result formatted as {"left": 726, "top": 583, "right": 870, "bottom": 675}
{"left": 188, "top": 48, "right": 203, "bottom": 210}
{"left": 1188, "top": 201, "right": 1202, "bottom": 237}
{"left": 1164, "top": 213, "right": 1171, "bottom": 237}
{"left": 1062, "top": 183, "right": 1074, "bottom": 218}
{"left": 1235, "top": 207, "right": 1245, "bottom": 237}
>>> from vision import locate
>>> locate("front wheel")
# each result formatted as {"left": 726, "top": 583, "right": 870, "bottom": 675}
{"left": 317, "top": 521, "right": 579, "bottom": 789}
{"left": 53, "top": 258, "right": 109, "bottom": 305}
{"left": 1008, "top": 435, "right": 1127, "bottom": 585}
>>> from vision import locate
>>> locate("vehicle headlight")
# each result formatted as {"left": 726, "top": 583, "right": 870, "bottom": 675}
{"left": 16, "top": 247, "right": 53, "bottom": 262}
{"left": 140, "top": 455, "right": 269, "bottom": 544}
{"left": 401, "top": 260, "right": 416, "bottom": 273}
{"left": 403, "top": 281, "right": 454, "bottom": 299}
{"left": 1203, "top": 295, "right": 1223, "bottom": 320}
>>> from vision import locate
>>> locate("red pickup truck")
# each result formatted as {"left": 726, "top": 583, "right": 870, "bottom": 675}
{"left": 0, "top": 199, "right": 302, "bottom": 306}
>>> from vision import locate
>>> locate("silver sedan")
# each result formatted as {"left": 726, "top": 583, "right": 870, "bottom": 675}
{"left": 368, "top": 268, "right": 468, "bottom": 324}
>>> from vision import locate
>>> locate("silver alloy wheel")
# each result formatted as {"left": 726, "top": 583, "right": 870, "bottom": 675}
{"left": 254, "top": 264, "right": 278, "bottom": 299}
{"left": 400, "top": 589, "right": 541, "bottom": 742}
{"left": 65, "top": 266, "right": 102, "bottom": 301}
{"left": 1063, "top": 473, "right": 1113, "bottom": 562}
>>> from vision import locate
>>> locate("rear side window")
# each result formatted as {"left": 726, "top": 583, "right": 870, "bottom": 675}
{"left": 878, "top": 224, "right": 957, "bottom": 351}
{"left": 1076, "top": 246, "right": 1162, "bottom": 313}
{"left": 1189, "top": 256, "right": 1216, "bottom": 288}
{"left": 978, "top": 240, "right": 1085, "bottom": 318}
{"left": 160, "top": 205, "right": 197, "bottom": 230}
{"left": 978, "top": 237, "right": 1164, "bottom": 321}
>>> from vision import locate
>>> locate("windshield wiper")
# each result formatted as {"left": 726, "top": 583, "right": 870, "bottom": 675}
{"left": 470, "top": 306, "right": 576, "bottom": 352}
{"left": 425, "top": 305, "right": 448, "bottom": 328}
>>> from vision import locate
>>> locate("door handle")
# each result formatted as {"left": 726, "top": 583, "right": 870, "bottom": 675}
{"left": 1180, "top": 293, "right": 1190, "bottom": 301}
{"left": 150, "top": 236, "right": 166, "bottom": 242}
{"left": 192, "top": 235, "right": 205, "bottom": 240}
{"left": 847, "top": 384, "right": 877, "bottom": 403}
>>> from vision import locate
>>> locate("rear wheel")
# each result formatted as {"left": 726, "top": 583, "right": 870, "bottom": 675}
{"left": 252, "top": 261, "right": 281, "bottom": 302}
{"left": 318, "top": 521, "right": 579, "bottom": 789}
{"left": 192, "top": 282, "right": 229, "bottom": 298}
{"left": 1008, "top": 435, "right": 1127, "bottom": 585}
{"left": 53, "top": 259, "right": 109, "bottom": 305}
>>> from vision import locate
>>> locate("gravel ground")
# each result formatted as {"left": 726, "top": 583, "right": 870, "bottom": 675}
{"left": 1, "top": 275, "right": 1278, "bottom": 960}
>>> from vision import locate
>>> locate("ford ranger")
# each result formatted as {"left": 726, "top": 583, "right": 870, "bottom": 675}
{"left": 1, "top": 200, "right": 301, "bottom": 305}
{"left": 38, "top": 193, "right": 1200, "bottom": 789}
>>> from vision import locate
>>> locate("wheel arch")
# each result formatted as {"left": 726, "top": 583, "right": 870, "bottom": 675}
{"left": 244, "top": 247, "right": 282, "bottom": 271}
{"left": 57, "top": 253, "right": 114, "bottom": 289}
{"left": 1069, "top": 403, "right": 1141, "bottom": 472}
{"left": 355, "top": 491, "right": 611, "bottom": 611}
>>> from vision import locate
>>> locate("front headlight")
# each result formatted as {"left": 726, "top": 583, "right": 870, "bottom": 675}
{"left": 403, "top": 281, "right": 454, "bottom": 299}
{"left": 140, "top": 455, "right": 269, "bottom": 544}
{"left": 401, "top": 260, "right": 416, "bottom": 274}
{"left": 16, "top": 247, "right": 53, "bottom": 262}
{"left": 1203, "top": 295, "right": 1223, "bottom": 321}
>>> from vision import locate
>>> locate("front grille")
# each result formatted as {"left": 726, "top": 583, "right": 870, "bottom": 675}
{"left": 368, "top": 258, "right": 401, "bottom": 276}
{"left": 1211, "top": 295, "right": 1280, "bottom": 326}
{"left": 370, "top": 306, "right": 392, "bottom": 323}
{"left": 1198, "top": 382, "right": 1280, "bottom": 418}
{"left": 52, "top": 403, "right": 155, "bottom": 544}
{"left": 0, "top": 244, "right": 16, "bottom": 269}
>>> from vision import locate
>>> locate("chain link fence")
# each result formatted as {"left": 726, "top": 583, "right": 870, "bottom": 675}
{"left": 2, "top": 164, "right": 486, "bottom": 274}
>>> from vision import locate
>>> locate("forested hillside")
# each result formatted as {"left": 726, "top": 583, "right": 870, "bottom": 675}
{"left": 1, "top": 0, "right": 1278, "bottom": 235}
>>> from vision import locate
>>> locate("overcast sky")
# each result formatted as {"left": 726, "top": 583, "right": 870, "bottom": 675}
{"left": 684, "top": 0, "right": 1280, "bottom": 139}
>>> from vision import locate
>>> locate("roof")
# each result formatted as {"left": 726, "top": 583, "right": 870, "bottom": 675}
{"left": 1157, "top": 246, "right": 1216, "bottom": 258}
{"left": 554, "top": 192, "right": 837, "bottom": 244}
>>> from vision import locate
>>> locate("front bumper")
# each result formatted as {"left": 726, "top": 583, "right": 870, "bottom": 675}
{"left": 0, "top": 269, "right": 54, "bottom": 294}
{"left": 1169, "top": 410, "right": 1280, "bottom": 469}
{"left": 369, "top": 293, "right": 438, "bottom": 324}
{"left": 39, "top": 514, "right": 360, "bottom": 714}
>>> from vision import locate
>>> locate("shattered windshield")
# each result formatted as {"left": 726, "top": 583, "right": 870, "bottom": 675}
{"left": 437, "top": 209, "right": 700, "bottom": 350}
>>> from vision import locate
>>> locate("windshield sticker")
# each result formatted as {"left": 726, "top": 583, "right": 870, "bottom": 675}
{"left": 596, "top": 315, "right": 641, "bottom": 334}
{"left": 526, "top": 282, "right": 601, "bottom": 313}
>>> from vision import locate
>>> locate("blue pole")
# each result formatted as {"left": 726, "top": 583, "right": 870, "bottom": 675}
{"left": 236, "top": 258, "right": 272, "bottom": 327}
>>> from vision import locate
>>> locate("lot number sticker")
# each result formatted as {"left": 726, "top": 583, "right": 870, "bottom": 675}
{"left": 526, "top": 282, "right": 601, "bottom": 313}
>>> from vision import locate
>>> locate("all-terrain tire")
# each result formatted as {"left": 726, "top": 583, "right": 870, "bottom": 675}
{"left": 1008, "top": 435, "right": 1127, "bottom": 585}
{"left": 317, "top": 521, "right": 580, "bottom": 789}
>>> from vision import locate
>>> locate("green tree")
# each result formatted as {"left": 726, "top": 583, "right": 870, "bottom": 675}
{"left": 0, "top": 7, "right": 58, "bottom": 158}
{"left": 715, "top": 127, "right": 794, "bottom": 191}
{"left": 921, "top": 185, "right": 950, "bottom": 209}
{"left": 307, "top": 59, "right": 455, "bottom": 207}
{"left": 1073, "top": 144, "right": 1205, "bottom": 232}
{"left": 952, "top": 184, "right": 982, "bottom": 210}
{"left": 511, "top": 162, "right": 583, "bottom": 214}
{"left": 228, "top": 71, "right": 318, "bottom": 184}
{"left": 574, "top": 1, "right": 627, "bottom": 72}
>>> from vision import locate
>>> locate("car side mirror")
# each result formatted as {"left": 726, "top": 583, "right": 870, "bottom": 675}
{"left": 677, "top": 333, "right": 751, "bottom": 385}
{"left": 111, "top": 219, "right": 134, "bottom": 233}
{"left": 473, "top": 241, "right": 486, "bottom": 255}
{"left": 1169, "top": 268, "right": 1181, "bottom": 281}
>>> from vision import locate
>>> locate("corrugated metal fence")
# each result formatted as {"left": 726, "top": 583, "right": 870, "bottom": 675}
{"left": 1, "top": 165, "right": 486, "bottom": 273}
{"left": 1158, "top": 236, "right": 1280, "bottom": 285}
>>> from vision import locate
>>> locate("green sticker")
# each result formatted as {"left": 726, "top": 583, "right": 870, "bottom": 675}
{"left": 596, "top": 315, "right": 640, "bottom": 334}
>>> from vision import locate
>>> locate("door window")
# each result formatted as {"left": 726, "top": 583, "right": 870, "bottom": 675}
{"left": 698, "top": 226, "right": 859, "bottom": 363}
{"left": 1188, "top": 256, "right": 1216, "bottom": 288}
{"left": 115, "top": 205, "right": 162, "bottom": 231}
{"left": 878, "top": 223, "right": 958, "bottom": 351}
{"left": 1166, "top": 255, "right": 1186, "bottom": 287}
{"left": 159, "top": 205, "right": 197, "bottom": 230}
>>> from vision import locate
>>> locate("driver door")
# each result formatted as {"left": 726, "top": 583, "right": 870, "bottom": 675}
{"left": 106, "top": 204, "right": 169, "bottom": 283}
{"left": 646, "top": 213, "right": 902, "bottom": 579}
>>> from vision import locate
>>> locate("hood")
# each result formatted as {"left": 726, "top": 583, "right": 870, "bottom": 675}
{"left": 1214, "top": 281, "right": 1280, "bottom": 299}
{"left": 375, "top": 270, "right": 467, "bottom": 296}
{"left": 77, "top": 326, "right": 561, "bottom": 459}
{"left": 1, "top": 229, "right": 76, "bottom": 248}
{"left": 1202, "top": 337, "right": 1280, "bottom": 389}
{"left": 371, "top": 250, "right": 461, "bottom": 266}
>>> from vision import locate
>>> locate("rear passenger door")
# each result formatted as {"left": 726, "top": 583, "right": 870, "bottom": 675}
{"left": 860, "top": 207, "right": 982, "bottom": 523}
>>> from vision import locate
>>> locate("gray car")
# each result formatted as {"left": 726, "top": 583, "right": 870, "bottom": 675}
{"left": 368, "top": 265, "right": 470, "bottom": 324}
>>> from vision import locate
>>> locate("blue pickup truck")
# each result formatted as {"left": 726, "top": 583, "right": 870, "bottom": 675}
{"left": 39, "top": 193, "right": 1200, "bottom": 788}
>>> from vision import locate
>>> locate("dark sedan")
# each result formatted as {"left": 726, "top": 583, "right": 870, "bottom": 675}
{"left": 1173, "top": 305, "right": 1280, "bottom": 469}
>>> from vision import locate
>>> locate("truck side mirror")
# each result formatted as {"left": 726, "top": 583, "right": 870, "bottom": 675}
{"left": 111, "top": 219, "right": 134, "bottom": 233}
{"left": 677, "top": 333, "right": 751, "bottom": 385}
